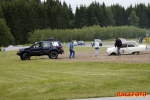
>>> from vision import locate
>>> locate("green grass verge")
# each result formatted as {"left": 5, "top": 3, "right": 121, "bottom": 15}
{"left": 0, "top": 49, "right": 150, "bottom": 100}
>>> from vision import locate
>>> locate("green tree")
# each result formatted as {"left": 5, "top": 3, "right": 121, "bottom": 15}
{"left": 68, "top": 4, "right": 74, "bottom": 21}
{"left": 106, "top": 8, "right": 115, "bottom": 26}
{"left": 0, "top": 6, "right": 4, "bottom": 18}
{"left": 147, "top": 3, "right": 150, "bottom": 27}
{"left": 93, "top": 2, "right": 102, "bottom": 26}
{"left": 46, "top": 0, "right": 56, "bottom": 29}
{"left": 111, "top": 4, "right": 124, "bottom": 26}
{"left": 135, "top": 3, "right": 149, "bottom": 28}
{"left": 31, "top": 0, "right": 41, "bottom": 4}
{"left": 125, "top": 5, "right": 134, "bottom": 25}
{"left": 54, "top": 3, "right": 63, "bottom": 29}
{"left": 87, "top": 3, "right": 96, "bottom": 26}
{"left": 128, "top": 10, "right": 139, "bottom": 27}
{"left": 62, "top": 1, "right": 70, "bottom": 29}
{"left": 68, "top": 4, "right": 75, "bottom": 29}
{"left": 38, "top": 3, "right": 48, "bottom": 29}
{"left": 78, "top": 5, "right": 88, "bottom": 28}
{"left": 74, "top": 7, "right": 80, "bottom": 28}
{"left": 101, "top": 2, "right": 109, "bottom": 26}
{"left": 0, "top": 19, "right": 14, "bottom": 46}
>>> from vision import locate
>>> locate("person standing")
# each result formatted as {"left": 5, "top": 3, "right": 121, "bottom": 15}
{"left": 115, "top": 37, "right": 122, "bottom": 56}
{"left": 95, "top": 40, "right": 100, "bottom": 57}
{"left": 69, "top": 40, "right": 75, "bottom": 59}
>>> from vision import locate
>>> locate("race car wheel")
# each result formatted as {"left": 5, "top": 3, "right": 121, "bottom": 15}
{"left": 133, "top": 52, "right": 139, "bottom": 55}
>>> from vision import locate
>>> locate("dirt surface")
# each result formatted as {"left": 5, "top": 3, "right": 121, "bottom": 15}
{"left": 57, "top": 50, "right": 150, "bottom": 63}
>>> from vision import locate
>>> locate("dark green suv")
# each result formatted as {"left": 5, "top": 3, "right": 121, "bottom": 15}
{"left": 17, "top": 40, "right": 64, "bottom": 60}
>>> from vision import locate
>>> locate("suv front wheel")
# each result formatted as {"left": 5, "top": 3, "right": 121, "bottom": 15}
{"left": 49, "top": 51, "right": 58, "bottom": 59}
{"left": 21, "top": 53, "right": 30, "bottom": 60}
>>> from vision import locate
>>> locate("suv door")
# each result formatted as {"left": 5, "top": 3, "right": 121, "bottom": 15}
{"left": 31, "top": 42, "right": 42, "bottom": 55}
{"left": 42, "top": 41, "right": 51, "bottom": 54}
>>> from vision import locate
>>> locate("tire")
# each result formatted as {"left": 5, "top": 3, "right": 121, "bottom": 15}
{"left": 133, "top": 52, "right": 139, "bottom": 55}
{"left": 49, "top": 51, "right": 58, "bottom": 59}
{"left": 111, "top": 53, "right": 117, "bottom": 55}
{"left": 21, "top": 53, "right": 30, "bottom": 60}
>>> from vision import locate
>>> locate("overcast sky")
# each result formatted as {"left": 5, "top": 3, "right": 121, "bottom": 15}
{"left": 42, "top": 0, "right": 150, "bottom": 13}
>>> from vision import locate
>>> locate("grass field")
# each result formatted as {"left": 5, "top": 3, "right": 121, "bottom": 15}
{"left": 0, "top": 47, "right": 150, "bottom": 100}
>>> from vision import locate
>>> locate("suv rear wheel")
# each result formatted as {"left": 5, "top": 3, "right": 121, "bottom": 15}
{"left": 21, "top": 53, "right": 30, "bottom": 60}
{"left": 49, "top": 51, "right": 58, "bottom": 59}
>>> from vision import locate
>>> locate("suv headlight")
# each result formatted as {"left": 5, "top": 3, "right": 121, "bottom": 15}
{"left": 17, "top": 50, "right": 20, "bottom": 53}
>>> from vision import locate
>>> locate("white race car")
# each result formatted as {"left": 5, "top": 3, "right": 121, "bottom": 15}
{"left": 106, "top": 41, "right": 147, "bottom": 55}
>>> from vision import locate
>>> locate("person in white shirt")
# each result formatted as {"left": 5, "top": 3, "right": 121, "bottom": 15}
{"left": 94, "top": 40, "right": 100, "bottom": 57}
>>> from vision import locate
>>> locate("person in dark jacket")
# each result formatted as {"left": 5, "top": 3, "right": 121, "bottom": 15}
{"left": 115, "top": 37, "right": 122, "bottom": 55}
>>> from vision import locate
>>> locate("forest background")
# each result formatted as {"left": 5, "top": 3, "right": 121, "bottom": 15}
{"left": 0, "top": 0, "right": 150, "bottom": 46}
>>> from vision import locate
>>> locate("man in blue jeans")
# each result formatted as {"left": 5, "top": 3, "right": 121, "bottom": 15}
{"left": 69, "top": 40, "right": 75, "bottom": 59}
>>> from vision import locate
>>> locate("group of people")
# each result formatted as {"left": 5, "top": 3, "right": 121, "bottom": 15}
{"left": 69, "top": 37, "right": 122, "bottom": 58}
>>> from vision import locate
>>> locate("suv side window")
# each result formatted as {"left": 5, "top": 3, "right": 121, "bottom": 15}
{"left": 51, "top": 41, "right": 60, "bottom": 47}
{"left": 33, "top": 42, "right": 41, "bottom": 48}
{"left": 43, "top": 41, "right": 50, "bottom": 47}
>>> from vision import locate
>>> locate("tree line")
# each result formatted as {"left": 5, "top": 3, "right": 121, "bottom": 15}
{"left": 28, "top": 26, "right": 146, "bottom": 43}
{"left": 0, "top": 0, "right": 149, "bottom": 45}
